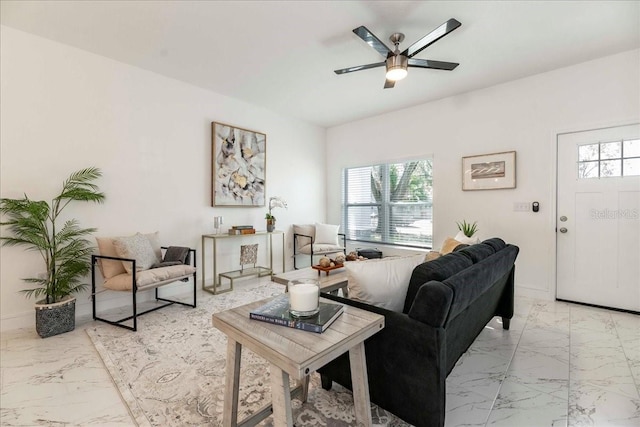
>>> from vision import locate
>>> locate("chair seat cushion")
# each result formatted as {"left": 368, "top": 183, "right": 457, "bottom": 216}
{"left": 103, "top": 264, "right": 196, "bottom": 291}
{"left": 298, "top": 243, "right": 344, "bottom": 255}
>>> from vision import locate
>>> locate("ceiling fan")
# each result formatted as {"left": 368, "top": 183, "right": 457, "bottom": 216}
{"left": 334, "top": 18, "right": 461, "bottom": 89}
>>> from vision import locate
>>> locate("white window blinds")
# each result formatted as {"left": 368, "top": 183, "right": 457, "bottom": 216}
{"left": 341, "top": 159, "right": 433, "bottom": 248}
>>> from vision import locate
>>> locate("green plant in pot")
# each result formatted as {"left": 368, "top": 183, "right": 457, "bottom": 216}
{"left": 0, "top": 167, "right": 105, "bottom": 338}
{"left": 455, "top": 220, "right": 480, "bottom": 245}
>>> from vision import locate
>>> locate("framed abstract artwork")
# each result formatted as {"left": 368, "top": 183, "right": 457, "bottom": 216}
{"left": 212, "top": 122, "right": 266, "bottom": 206}
{"left": 462, "top": 151, "right": 516, "bottom": 190}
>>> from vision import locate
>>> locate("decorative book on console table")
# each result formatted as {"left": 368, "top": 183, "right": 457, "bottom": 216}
{"left": 228, "top": 226, "right": 256, "bottom": 235}
{"left": 249, "top": 294, "right": 343, "bottom": 333}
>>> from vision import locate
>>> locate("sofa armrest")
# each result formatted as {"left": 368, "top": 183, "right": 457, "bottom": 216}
{"left": 319, "top": 293, "right": 447, "bottom": 427}
{"left": 320, "top": 294, "right": 442, "bottom": 361}
{"left": 407, "top": 281, "right": 454, "bottom": 328}
{"left": 92, "top": 253, "right": 136, "bottom": 271}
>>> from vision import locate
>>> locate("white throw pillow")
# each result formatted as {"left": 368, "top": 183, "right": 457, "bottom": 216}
{"left": 314, "top": 223, "right": 340, "bottom": 246}
{"left": 346, "top": 254, "right": 425, "bottom": 312}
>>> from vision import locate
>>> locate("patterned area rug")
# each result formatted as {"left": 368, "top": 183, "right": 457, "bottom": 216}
{"left": 86, "top": 279, "right": 410, "bottom": 426}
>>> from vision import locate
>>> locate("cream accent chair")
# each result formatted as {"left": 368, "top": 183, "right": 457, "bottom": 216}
{"left": 91, "top": 232, "right": 196, "bottom": 331}
{"left": 293, "top": 223, "right": 346, "bottom": 269}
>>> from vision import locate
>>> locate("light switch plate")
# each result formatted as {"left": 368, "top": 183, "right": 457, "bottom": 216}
{"left": 513, "top": 202, "right": 530, "bottom": 212}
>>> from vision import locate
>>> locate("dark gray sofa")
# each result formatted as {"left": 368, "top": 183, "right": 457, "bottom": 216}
{"left": 317, "top": 238, "right": 519, "bottom": 427}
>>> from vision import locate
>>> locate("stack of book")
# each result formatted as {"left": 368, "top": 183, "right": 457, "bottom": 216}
{"left": 249, "top": 294, "right": 344, "bottom": 333}
{"left": 228, "top": 225, "right": 256, "bottom": 235}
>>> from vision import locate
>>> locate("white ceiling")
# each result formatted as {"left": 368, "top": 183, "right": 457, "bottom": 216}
{"left": 1, "top": 1, "right": 639, "bottom": 128}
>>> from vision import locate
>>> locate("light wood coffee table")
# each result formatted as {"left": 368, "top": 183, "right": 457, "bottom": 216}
{"left": 272, "top": 266, "right": 348, "bottom": 295}
{"left": 212, "top": 296, "right": 384, "bottom": 427}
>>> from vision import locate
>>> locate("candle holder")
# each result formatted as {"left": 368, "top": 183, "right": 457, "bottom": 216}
{"left": 287, "top": 279, "right": 320, "bottom": 318}
{"left": 213, "top": 216, "right": 223, "bottom": 234}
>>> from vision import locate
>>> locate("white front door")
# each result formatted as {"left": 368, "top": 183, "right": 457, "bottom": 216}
{"left": 556, "top": 124, "right": 640, "bottom": 312}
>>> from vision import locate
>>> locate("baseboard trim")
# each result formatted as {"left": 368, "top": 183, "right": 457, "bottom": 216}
{"left": 556, "top": 298, "right": 639, "bottom": 315}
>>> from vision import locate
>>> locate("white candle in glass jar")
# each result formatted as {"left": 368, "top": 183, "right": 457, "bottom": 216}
{"left": 288, "top": 281, "right": 319, "bottom": 313}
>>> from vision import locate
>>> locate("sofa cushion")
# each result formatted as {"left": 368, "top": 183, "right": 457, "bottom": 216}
{"left": 442, "top": 245, "right": 519, "bottom": 325}
{"left": 103, "top": 264, "right": 197, "bottom": 291}
{"left": 315, "top": 223, "right": 340, "bottom": 245}
{"left": 482, "top": 237, "right": 506, "bottom": 252}
{"left": 346, "top": 254, "right": 425, "bottom": 312}
{"left": 402, "top": 251, "right": 473, "bottom": 313}
{"left": 96, "top": 232, "right": 162, "bottom": 278}
{"left": 456, "top": 243, "right": 495, "bottom": 263}
{"left": 113, "top": 233, "right": 160, "bottom": 274}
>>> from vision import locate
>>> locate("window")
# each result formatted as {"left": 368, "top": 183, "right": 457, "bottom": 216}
{"left": 578, "top": 139, "right": 640, "bottom": 178}
{"left": 341, "top": 159, "right": 433, "bottom": 248}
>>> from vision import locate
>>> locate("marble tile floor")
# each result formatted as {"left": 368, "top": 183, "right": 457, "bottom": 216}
{"left": 1, "top": 280, "right": 639, "bottom": 426}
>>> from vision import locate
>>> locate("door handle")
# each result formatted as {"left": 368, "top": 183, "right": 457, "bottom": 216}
{"left": 559, "top": 227, "right": 568, "bottom": 233}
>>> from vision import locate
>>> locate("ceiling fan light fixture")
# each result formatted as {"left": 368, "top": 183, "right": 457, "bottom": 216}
{"left": 385, "top": 55, "right": 408, "bottom": 81}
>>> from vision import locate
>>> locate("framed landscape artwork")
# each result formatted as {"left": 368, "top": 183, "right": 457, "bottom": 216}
{"left": 212, "top": 122, "right": 266, "bottom": 206}
{"left": 462, "top": 151, "right": 516, "bottom": 190}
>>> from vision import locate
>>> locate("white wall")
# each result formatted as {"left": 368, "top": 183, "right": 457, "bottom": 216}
{"left": 3, "top": 25, "right": 637, "bottom": 330}
{"left": 0, "top": 26, "right": 326, "bottom": 330}
{"left": 326, "top": 49, "right": 640, "bottom": 300}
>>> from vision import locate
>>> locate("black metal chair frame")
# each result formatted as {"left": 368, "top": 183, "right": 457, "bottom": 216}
{"left": 91, "top": 247, "right": 197, "bottom": 331}
{"left": 293, "top": 232, "right": 346, "bottom": 269}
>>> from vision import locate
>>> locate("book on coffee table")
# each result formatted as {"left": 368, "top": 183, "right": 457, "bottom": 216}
{"left": 249, "top": 294, "right": 343, "bottom": 333}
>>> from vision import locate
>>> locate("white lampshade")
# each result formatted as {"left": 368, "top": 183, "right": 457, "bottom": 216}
{"left": 386, "top": 67, "right": 408, "bottom": 81}
{"left": 385, "top": 55, "right": 408, "bottom": 81}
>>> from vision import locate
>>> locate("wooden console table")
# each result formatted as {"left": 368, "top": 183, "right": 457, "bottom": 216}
{"left": 212, "top": 296, "right": 384, "bottom": 426}
{"left": 201, "top": 231, "right": 285, "bottom": 295}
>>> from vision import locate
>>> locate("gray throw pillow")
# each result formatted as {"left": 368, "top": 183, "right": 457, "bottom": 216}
{"left": 113, "top": 233, "right": 160, "bottom": 273}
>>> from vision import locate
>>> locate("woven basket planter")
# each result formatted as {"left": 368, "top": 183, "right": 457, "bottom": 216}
{"left": 34, "top": 296, "right": 76, "bottom": 338}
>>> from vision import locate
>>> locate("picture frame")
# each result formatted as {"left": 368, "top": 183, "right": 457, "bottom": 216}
{"left": 462, "top": 151, "right": 516, "bottom": 190}
{"left": 212, "top": 122, "right": 266, "bottom": 206}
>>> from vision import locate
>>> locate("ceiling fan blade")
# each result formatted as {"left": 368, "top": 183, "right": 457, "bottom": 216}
{"left": 353, "top": 26, "right": 393, "bottom": 58}
{"left": 401, "top": 18, "right": 461, "bottom": 59}
{"left": 334, "top": 62, "right": 385, "bottom": 75}
{"left": 407, "top": 58, "right": 459, "bottom": 71}
{"left": 384, "top": 79, "right": 396, "bottom": 89}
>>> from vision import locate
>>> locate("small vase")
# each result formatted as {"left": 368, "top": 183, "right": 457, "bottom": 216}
{"left": 454, "top": 231, "right": 480, "bottom": 245}
{"left": 266, "top": 219, "right": 276, "bottom": 232}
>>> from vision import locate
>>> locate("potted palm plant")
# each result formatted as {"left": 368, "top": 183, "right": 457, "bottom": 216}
{"left": 0, "top": 167, "right": 105, "bottom": 337}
